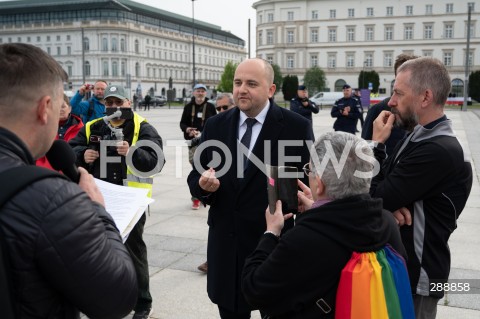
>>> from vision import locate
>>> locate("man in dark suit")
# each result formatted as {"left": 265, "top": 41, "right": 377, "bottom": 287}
{"left": 187, "top": 58, "right": 314, "bottom": 318}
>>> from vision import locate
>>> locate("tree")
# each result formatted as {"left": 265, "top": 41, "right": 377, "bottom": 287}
{"left": 303, "top": 66, "right": 326, "bottom": 94}
{"left": 271, "top": 63, "right": 283, "bottom": 93}
{"left": 281, "top": 75, "right": 298, "bottom": 101}
{"left": 217, "top": 61, "right": 238, "bottom": 92}
{"left": 358, "top": 70, "right": 380, "bottom": 93}
{"left": 469, "top": 70, "right": 480, "bottom": 102}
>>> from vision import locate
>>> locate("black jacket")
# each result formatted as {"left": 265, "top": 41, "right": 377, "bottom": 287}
{"left": 331, "top": 96, "right": 361, "bottom": 134}
{"left": 187, "top": 100, "right": 314, "bottom": 313}
{"left": 290, "top": 97, "right": 319, "bottom": 121}
{"left": 179, "top": 98, "right": 217, "bottom": 140}
{"left": 242, "top": 195, "right": 406, "bottom": 318}
{"left": 0, "top": 127, "right": 137, "bottom": 318}
{"left": 69, "top": 117, "right": 164, "bottom": 185}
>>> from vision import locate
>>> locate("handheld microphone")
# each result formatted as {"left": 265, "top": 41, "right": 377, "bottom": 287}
{"left": 103, "top": 110, "right": 122, "bottom": 124}
{"left": 46, "top": 140, "right": 80, "bottom": 183}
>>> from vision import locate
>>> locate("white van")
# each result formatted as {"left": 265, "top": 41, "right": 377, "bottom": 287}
{"left": 310, "top": 92, "right": 344, "bottom": 108}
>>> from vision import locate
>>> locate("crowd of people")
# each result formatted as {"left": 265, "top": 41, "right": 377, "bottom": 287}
{"left": 0, "top": 43, "right": 473, "bottom": 319}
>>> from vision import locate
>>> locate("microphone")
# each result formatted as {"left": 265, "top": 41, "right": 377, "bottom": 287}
{"left": 46, "top": 140, "right": 80, "bottom": 183}
{"left": 103, "top": 110, "right": 122, "bottom": 124}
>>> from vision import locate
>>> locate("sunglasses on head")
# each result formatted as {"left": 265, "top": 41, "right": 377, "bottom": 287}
{"left": 216, "top": 105, "right": 229, "bottom": 111}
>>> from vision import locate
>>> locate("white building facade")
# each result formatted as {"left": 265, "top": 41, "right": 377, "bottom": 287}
{"left": 253, "top": 0, "right": 479, "bottom": 96}
{"left": 0, "top": 0, "right": 246, "bottom": 99}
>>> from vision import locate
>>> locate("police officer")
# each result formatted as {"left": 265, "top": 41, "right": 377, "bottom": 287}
{"left": 290, "top": 84, "right": 319, "bottom": 121}
{"left": 331, "top": 84, "right": 361, "bottom": 134}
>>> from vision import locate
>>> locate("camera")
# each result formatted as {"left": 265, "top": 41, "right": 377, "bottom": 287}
{"left": 85, "top": 84, "right": 94, "bottom": 90}
{"left": 300, "top": 97, "right": 309, "bottom": 103}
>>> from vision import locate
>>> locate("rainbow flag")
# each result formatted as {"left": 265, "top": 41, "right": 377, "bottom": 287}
{"left": 335, "top": 245, "right": 415, "bottom": 319}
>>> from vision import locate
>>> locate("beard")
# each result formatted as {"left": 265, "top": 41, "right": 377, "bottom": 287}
{"left": 391, "top": 107, "right": 418, "bottom": 132}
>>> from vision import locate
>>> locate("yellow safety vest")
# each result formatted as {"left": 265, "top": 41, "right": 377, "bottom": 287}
{"left": 85, "top": 113, "right": 153, "bottom": 197}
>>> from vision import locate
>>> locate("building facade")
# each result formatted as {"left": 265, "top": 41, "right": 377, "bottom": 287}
{"left": 0, "top": 0, "right": 246, "bottom": 99}
{"left": 253, "top": 0, "right": 479, "bottom": 96}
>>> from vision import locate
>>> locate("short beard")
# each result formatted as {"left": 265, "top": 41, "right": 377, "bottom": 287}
{"left": 393, "top": 108, "right": 418, "bottom": 132}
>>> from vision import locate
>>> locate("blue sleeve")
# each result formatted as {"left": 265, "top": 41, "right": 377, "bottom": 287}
{"left": 70, "top": 92, "right": 89, "bottom": 117}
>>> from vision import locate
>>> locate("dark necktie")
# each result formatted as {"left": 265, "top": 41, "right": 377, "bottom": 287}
{"left": 240, "top": 118, "right": 257, "bottom": 167}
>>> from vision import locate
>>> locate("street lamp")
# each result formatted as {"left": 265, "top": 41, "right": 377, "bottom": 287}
{"left": 191, "top": 0, "right": 197, "bottom": 86}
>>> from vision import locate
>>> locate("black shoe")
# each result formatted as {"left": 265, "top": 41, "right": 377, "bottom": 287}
{"left": 132, "top": 308, "right": 153, "bottom": 319}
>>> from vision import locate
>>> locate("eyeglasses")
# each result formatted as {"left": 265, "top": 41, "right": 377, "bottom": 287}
{"left": 303, "top": 163, "right": 314, "bottom": 177}
{"left": 105, "top": 99, "right": 125, "bottom": 106}
{"left": 216, "top": 105, "right": 230, "bottom": 111}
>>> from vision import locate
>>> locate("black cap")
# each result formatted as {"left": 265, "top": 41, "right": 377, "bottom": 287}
{"left": 342, "top": 84, "right": 351, "bottom": 89}
{"left": 298, "top": 85, "right": 306, "bottom": 90}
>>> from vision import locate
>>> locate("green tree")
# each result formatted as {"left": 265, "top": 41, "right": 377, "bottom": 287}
{"left": 358, "top": 70, "right": 380, "bottom": 93}
{"left": 469, "top": 70, "right": 480, "bottom": 102}
{"left": 281, "top": 75, "right": 298, "bottom": 101}
{"left": 271, "top": 63, "right": 283, "bottom": 93}
{"left": 303, "top": 66, "right": 326, "bottom": 94}
{"left": 217, "top": 61, "right": 238, "bottom": 92}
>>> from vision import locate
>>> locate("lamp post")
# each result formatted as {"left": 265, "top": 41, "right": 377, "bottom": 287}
{"left": 191, "top": 0, "right": 197, "bottom": 86}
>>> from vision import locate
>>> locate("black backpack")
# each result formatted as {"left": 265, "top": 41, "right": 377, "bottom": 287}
{"left": 0, "top": 166, "right": 66, "bottom": 318}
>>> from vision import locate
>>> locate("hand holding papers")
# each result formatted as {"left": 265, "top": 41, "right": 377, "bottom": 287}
{"left": 94, "top": 178, "right": 154, "bottom": 242}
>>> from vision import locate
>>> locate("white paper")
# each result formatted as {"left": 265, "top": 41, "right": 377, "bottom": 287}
{"left": 94, "top": 178, "right": 154, "bottom": 242}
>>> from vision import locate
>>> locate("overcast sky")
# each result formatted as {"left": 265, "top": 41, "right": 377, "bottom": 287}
{"left": 134, "top": 0, "right": 257, "bottom": 55}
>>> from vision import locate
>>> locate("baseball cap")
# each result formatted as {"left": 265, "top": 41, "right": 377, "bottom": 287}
{"left": 104, "top": 85, "right": 128, "bottom": 99}
{"left": 342, "top": 84, "right": 351, "bottom": 90}
{"left": 193, "top": 83, "right": 207, "bottom": 91}
{"left": 298, "top": 85, "right": 307, "bottom": 90}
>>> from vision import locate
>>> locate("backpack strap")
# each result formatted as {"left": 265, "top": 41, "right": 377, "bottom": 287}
{"left": 0, "top": 166, "right": 66, "bottom": 319}
{"left": 87, "top": 99, "right": 95, "bottom": 122}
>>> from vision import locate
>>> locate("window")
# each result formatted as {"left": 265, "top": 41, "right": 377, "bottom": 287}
{"left": 443, "top": 51, "right": 452, "bottom": 66}
{"left": 310, "top": 55, "right": 318, "bottom": 67}
{"left": 365, "top": 27, "right": 374, "bottom": 41}
{"left": 37, "top": 36, "right": 41, "bottom": 42}
{"left": 424, "top": 24, "right": 433, "bottom": 39}
{"left": 47, "top": 47, "right": 51, "bottom": 55}
{"left": 287, "top": 30, "right": 294, "bottom": 43}
{"left": 67, "top": 46, "right": 71, "bottom": 55}
{"left": 56, "top": 35, "right": 60, "bottom": 41}
{"left": 258, "top": 31, "right": 263, "bottom": 45}
{"left": 267, "top": 13, "right": 274, "bottom": 22}
{"left": 135, "top": 62, "right": 140, "bottom": 77}
{"left": 83, "top": 37, "right": 89, "bottom": 51}
{"left": 328, "top": 28, "right": 337, "bottom": 42}
{"left": 468, "top": 2, "right": 475, "bottom": 11}
{"left": 466, "top": 21, "right": 476, "bottom": 37}
{"left": 446, "top": 3, "right": 453, "bottom": 13}
{"left": 267, "top": 31, "right": 274, "bottom": 44}
{"left": 112, "top": 61, "right": 118, "bottom": 77}
{"left": 287, "top": 11, "right": 294, "bottom": 21}
{"left": 346, "top": 54, "right": 355, "bottom": 68}
{"left": 67, "top": 65, "right": 72, "bottom": 77}
{"left": 258, "top": 14, "right": 263, "bottom": 24}
{"left": 84, "top": 61, "right": 91, "bottom": 76}
{"left": 311, "top": 29, "right": 319, "bottom": 43}
{"left": 102, "top": 37, "right": 108, "bottom": 51}
{"left": 330, "top": 10, "right": 336, "bottom": 18}
{"left": 385, "top": 26, "right": 394, "bottom": 40}
{"left": 404, "top": 25, "right": 413, "bottom": 40}
{"left": 111, "top": 38, "right": 118, "bottom": 52}
{"left": 56, "top": 46, "right": 61, "bottom": 55}
{"left": 46, "top": 36, "right": 50, "bottom": 42}
{"left": 426, "top": 4, "right": 433, "bottom": 15}
{"left": 328, "top": 54, "right": 336, "bottom": 68}
{"left": 348, "top": 8, "right": 355, "bottom": 17}
{"left": 135, "top": 40, "right": 139, "bottom": 53}
{"left": 347, "top": 27, "right": 355, "bottom": 42}
{"left": 422, "top": 50, "right": 433, "bottom": 57}
{"left": 120, "top": 39, "right": 125, "bottom": 52}
{"left": 386, "top": 6, "right": 393, "bottom": 16}
{"left": 384, "top": 52, "right": 393, "bottom": 67}
{"left": 365, "top": 53, "right": 373, "bottom": 67}
{"left": 121, "top": 61, "right": 126, "bottom": 76}
{"left": 367, "top": 8, "right": 374, "bottom": 17}
{"left": 406, "top": 6, "right": 413, "bottom": 15}
{"left": 27, "top": 36, "right": 31, "bottom": 42}
{"left": 266, "top": 55, "right": 273, "bottom": 64}
{"left": 102, "top": 60, "right": 109, "bottom": 76}
{"left": 67, "top": 35, "right": 71, "bottom": 41}
{"left": 444, "top": 23, "right": 454, "bottom": 38}
{"left": 287, "top": 55, "right": 294, "bottom": 69}
{"left": 312, "top": 10, "right": 318, "bottom": 20}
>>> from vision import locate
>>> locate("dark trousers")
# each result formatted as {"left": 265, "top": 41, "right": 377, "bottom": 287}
{"left": 218, "top": 305, "right": 251, "bottom": 319}
{"left": 125, "top": 213, "right": 152, "bottom": 312}
{"left": 144, "top": 102, "right": 150, "bottom": 111}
